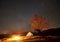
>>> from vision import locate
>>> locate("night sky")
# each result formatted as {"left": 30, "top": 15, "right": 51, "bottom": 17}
{"left": 0, "top": 0, "right": 60, "bottom": 33}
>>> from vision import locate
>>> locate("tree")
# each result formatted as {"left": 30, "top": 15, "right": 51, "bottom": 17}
{"left": 31, "top": 15, "right": 49, "bottom": 31}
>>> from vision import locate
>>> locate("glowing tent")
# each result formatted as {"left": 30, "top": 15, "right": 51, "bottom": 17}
{"left": 26, "top": 32, "right": 33, "bottom": 37}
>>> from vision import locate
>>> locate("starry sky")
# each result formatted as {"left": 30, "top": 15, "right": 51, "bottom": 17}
{"left": 0, "top": 0, "right": 60, "bottom": 33}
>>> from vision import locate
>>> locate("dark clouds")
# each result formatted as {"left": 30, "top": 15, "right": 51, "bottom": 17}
{"left": 0, "top": 0, "right": 60, "bottom": 33}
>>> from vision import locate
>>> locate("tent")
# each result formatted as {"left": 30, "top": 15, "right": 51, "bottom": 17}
{"left": 26, "top": 32, "right": 33, "bottom": 37}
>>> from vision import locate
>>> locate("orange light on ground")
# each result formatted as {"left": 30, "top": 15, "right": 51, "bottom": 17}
{"left": 11, "top": 35, "right": 21, "bottom": 40}
{"left": 7, "top": 35, "right": 23, "bottom": 41}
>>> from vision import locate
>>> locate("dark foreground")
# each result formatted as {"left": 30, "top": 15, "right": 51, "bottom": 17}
{"left": 23, "top": 36, "right": 60, "bottom": 42}
{"left": 0, "top": 36, "right": 60, "bottom": 42}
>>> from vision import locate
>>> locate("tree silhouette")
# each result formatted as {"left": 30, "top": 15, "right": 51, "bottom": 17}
{"left": 31, "top": 15, "right": 49, "bottom": 31}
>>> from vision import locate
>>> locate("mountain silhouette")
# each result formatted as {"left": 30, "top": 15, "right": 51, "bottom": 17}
{"left": 42, "top": 27, "right": 60, "bottom": 36}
